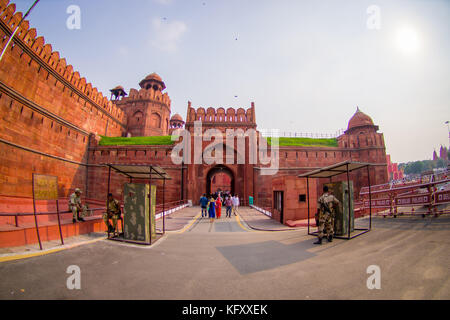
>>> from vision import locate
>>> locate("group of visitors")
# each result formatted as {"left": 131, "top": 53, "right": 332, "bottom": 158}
{"left": 199, "top": 192, "right": 240, "bottom": 223}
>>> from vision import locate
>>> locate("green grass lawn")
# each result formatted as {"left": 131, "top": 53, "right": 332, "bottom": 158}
{"left": 266, "top": 137, "right": 338, "bottom": 147}
{"left": 99, "top": 135, "right": 337, "bottom": 147}
{"left": 99, "top": 135, "right": 178, "bottom": 146}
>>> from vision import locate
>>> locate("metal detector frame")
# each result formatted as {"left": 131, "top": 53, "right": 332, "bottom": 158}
{"left": 298, "top": 161, "right": 374, "bottom": 240}
{"left": 104, "top": 163, "right": 171, "bottom": 245}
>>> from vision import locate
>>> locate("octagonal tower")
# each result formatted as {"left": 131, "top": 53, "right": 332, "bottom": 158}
{"left": 111, "top": 73, "right": 171, "bottom": 137}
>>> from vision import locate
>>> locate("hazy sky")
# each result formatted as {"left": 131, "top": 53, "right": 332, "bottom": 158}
{"left": 13, "top": 0, "right": 450, "bottom": 163}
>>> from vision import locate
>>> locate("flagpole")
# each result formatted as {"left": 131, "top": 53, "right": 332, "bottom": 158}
{"left": 445, "top": 121, "right": 450, "bottom": 149}
{"left": 0, "top": 0, "right": 40, "bottom": 62}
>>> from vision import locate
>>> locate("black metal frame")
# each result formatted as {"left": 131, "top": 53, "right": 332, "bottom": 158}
{"left": 105, "top": 164, "right": 170, "bottom": 245}
{"left": 300, "top": 161, "right": 373, "bottom": 240}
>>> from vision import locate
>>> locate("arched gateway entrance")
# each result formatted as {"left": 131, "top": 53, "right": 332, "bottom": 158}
{"left": 206, "top": 165, "right": 235, "bottom": 195}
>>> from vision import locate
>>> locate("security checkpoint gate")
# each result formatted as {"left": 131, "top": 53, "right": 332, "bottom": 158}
{"left": 298, "top": 161, "right": 375, "bottom": 240}
{"left": 123, "top": 183, "right": 157, "bottom": 243}
{"left": 104, "top": 164, "right": 170, "bottom": 245}
{"left": 325, "top": 181, "right": 354, "bottom": 236}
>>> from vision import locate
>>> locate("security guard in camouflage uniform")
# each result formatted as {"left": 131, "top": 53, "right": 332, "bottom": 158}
{"left": 69, "top": 188, "right": 85, "bottom": 223}
{"left": 314, "top": 185, "right": 341, "bottom": 245}
{"left": 104, "top": 193, "right": 121, "bottom": 233}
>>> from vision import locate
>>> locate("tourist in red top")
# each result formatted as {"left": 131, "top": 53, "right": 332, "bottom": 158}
{"left": 215, "top": 197, "right": 222, "bottom": 219}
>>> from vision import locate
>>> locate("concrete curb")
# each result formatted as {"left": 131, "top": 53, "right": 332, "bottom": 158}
{"left": 0, "top": 235, "right": 107, "bottom": 263}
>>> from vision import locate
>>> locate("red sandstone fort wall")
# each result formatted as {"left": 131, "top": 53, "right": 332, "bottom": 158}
{"left": 0, "top": 1, "right": 125, "bottom": 199}
{"left": 87, "top": 144, "right": 183, "bottom": 205}
{"left": 0, "top": 1, "right": 389, "bottom": 226}
{"left": 252, "top": 141, "right": 388, "bottom": 221}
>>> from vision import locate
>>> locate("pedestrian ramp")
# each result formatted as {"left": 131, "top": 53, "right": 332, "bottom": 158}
{"left": 162, "top": 206, "right": 252, "bottom": 233}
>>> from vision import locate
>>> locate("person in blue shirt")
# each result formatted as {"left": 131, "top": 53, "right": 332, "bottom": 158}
{"left": 199, "top": 194, "right": 209, "bottom": 217}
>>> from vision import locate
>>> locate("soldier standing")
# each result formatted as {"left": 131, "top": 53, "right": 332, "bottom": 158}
{"left": 314, "top": 185, "right": 340, "bottom": 245}
{"left": 104, "top": 193, "right": 121, "bottom": 234}
{"left": 69, "top": 188, "right": 85, "bottom": 223}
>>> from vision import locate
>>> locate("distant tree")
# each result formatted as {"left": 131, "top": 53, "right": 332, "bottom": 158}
{"left": 399, "top": 157, "right": 449, "bottom": 176}
{"left": 436, "top": 158, "right": 446, "bottom": 168}
{"left": 404, "top": 161, "right": 424, "bottom": 175}
{"left": 424, "top": 160, "right": 435, "bottom": 171}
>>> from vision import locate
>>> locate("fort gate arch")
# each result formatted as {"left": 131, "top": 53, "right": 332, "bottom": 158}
{"left": 206, "top": 165, "right": 235, "bottom": 195}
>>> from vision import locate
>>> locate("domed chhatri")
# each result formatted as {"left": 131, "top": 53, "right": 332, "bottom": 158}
{"left": 109, "top": 85, "right": 127, "bottom": 100}
{"left": 139, "top": 72, "right": 166, "bottom": 91}
{"left": 347, "top": 106, "right": 374, "bottom": 130}
{"left": 170, "top": 113, "right": 183, "bottom": 121}
{"left": 169, "top": 113, "right": 185, "bottom": 130}
{"left": 144, "top": 73, "right": 163, "bottom": 82}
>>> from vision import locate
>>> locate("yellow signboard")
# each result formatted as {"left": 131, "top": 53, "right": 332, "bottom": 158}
{"left": 33, "top": 174, "right": 58, "bottom": 200}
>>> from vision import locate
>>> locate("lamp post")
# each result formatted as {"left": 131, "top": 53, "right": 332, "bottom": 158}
{"left": 0, "top": 0, "right": 40, "bottom": 62}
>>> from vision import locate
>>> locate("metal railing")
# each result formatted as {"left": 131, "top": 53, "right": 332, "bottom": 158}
{"left": 155, "top": 199, "right": 188, "bottom": 214}
{"left": 260, "top": 129, "right": 344, "bottom": 139}
{"left": 0, "top": 207, "right": 106, "bottom": 228}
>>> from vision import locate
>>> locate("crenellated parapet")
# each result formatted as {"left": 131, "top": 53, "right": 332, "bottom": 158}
{"left": 0, "top": 0, "right": 125, "bottom": 123}
{"left": 119, "top": 86, "right": 172, "bottom": 108}
{"left": 186, "top": 101, "right": 256, "bottom": 124}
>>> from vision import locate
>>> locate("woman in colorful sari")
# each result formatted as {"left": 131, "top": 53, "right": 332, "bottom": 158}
{"left": 215, "top": 196, "right": 222, "bottom": 219}
{"left": 208, "top": 196, "right": 216, "bottom": 223}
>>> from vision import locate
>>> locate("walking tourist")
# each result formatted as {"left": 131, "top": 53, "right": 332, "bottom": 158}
{"left": 215, "top": 196, "right": 222, "bottom": 219}
{"left": 232, "top": 194, "right": 240, "bottom": 216}
{"left": 208, "top": 196, "right": 216, "bottom": 223}
{"left": 224, "top": 196, "right": 233, "bottom": 218}
{"left": 200, "top": 194, "right": 209, "bottom": 217}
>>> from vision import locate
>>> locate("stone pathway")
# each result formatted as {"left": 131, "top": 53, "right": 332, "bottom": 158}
{"left": 237, "top": 207, "right": 302, "bottom": 231}
{"left": 155, "top": 206, "right": 199, "bottom": 232}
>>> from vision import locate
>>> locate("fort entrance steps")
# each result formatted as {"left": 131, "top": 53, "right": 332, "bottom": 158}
{"left": 0, "top": 196, "right": 107, "bottom": 248}
{"left": 0, "top": 214, "right": 106, "bottom": 248}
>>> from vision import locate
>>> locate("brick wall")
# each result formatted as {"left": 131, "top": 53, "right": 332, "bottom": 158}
{"left": 0, "top": 0, "right": 125, "bottom": 199}
{"left": 87, "top": 144, "right": 183, "bottom": 205}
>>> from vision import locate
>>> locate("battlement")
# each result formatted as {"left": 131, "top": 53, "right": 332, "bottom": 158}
{"left": 0, "top": 0, "right": 124, "bottom": 122}
{"left": 118, "top": 86, "right": 171, "bottom": 107}
{"left": 186, "top": 101, "right": 256, "bottom": 124}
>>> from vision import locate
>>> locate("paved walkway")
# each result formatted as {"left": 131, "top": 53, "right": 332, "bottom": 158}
{"left": 237, "top": 207, "right": 303, "bottom": 231}
{"left": 155, "top": 206, "right": 297, "bottom": 232}
{"left": 155, "top": 206, "right": 199, "bottom": 232}
{"left": 1, "top": 206, "right": 449, "bottom": 299}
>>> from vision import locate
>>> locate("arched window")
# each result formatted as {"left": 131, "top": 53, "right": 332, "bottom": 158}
{"left": 151, "top": 112, "right": 162, "bottom": 128}
{"left": 132, "top": 111, "right": 143, "bottom": 124}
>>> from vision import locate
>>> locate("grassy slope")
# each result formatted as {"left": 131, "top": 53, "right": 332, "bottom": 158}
{"left": 266, "top": 137, "right": 338, "bottom": 147}
{"left": 99, "top": 136, "right": 337, "bottom": 148}
{"left": 99, "top": 135, "right": 177, "bottom": 146}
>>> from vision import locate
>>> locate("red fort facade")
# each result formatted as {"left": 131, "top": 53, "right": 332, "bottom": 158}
{"left": 0, "top": 0, "right": 388, "bottom": 225}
